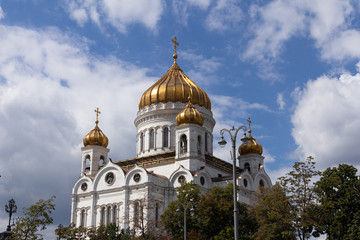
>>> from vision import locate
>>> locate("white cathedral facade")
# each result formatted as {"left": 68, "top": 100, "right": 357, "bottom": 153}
{"left": 70, "top": 41, "right": 272, "bottom": 230}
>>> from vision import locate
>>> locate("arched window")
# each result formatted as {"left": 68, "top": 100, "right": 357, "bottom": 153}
{"left": 180, "top": 135, "right": 187, "bottom": 154}
{"left": 107, "top": 206, "right": 111, "bottom": 224}
{"left": 100, "top": 207, "right": 105, "bottom": 225}
{"left": 85, "top": 155, "right": 90, "bottom": 172}
{"left": 244, "top": 163, "right": 251, "bottom": 172}
{"left": 112, "top": 205, "right": 117, "bottom": 224}
{"left": 259, "top": 179, "right": 264, "bottom": 188}
{"left": 197, "top": 135, "right": 201, "bottom": 154}
{"left": 140, "top": 132, "right": 144, "bottom": 152}
{"left": 149, "top": 129, "right": 155, "bottom": 149}
{"left": 163, "top": 127, "right": 169, "bottom": 148}
{"left": 80, "top": 209, "right": 85, "bottom": 226}
{"left": 205, "top": 132, "right": 208, "bottom": 152}
{"left": 99, "top": 156, "right": 105, "bottom": 166}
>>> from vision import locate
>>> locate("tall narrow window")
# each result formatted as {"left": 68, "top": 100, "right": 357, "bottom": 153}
{"left": 180, "top": 135, "right": 187, "bottom": 154}
{"left": 100, "top": 207, "right": 105, "bottom": 225}
{"left": 155, "top": 203, "right": 159, "bottom": 227}
{"left": 85, "top": 155, "right": 90, "bottom": 172}
{"left": 205, "top": 132, "right": 208, "bottom": 152}
{"left": 112, "top": 205, "right": 117, "bottom": 224}
{"left": 244, "top": 163, "right": 251, "bottom": 172}
{"left": 80, "top": 209, "right": 85, "bottom": 226}
{"left": 140, "top": 132, "right": 144, "bottom": 152}
{"left": 149, "top": 129, "right": 155, "bottom": 149}
{"left": 107, "top": 206, "right": 111, "bottom": 224}
{"left": 197, "top": 135, "right": 201, "bottom": 154}
{"left": 134, "top": 202, "right": 139, "bottom": 226}
{"left": 163, "top": 127, "right": 169, "bottom": 148}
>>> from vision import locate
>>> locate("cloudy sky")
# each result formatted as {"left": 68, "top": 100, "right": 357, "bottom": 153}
{"left": 1, "top": 0, "right": 360, "bottom": 237}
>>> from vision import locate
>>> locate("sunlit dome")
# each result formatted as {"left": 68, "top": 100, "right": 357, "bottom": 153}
{"left": 83, "top": 108, "right": 108, "bottom": 148}
{"left": 176, "top": 98, "right": 204, "bottom": 126}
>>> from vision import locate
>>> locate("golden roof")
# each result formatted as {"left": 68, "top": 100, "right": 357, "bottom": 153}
{"left": 83, "top": 108, "right": 109, "bottom": 148}
{"left": 138, "top": 37, "right": 211, "bottom": 110}
{"left": 176, "top": 98, "right": 204, "bottom": 126}
{"left": 238, "top": 117, "right": 263, "bottom": 156}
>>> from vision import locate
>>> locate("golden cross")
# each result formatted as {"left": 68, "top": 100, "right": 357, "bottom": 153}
{"left": 94, "top": 108, "right": 101, "bottom": 124}
{"left": 247, "top": 117, "right": 252, "bottom": 134}
{"left": 172, "top": 37, "right": 179, "bottom": 54}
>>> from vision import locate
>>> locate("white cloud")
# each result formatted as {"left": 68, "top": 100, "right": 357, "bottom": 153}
{"left": 205, "top": 0, "right": 243, "bottom": 31}
{"left": 187, "top": 0, "right": 211, "bottom": 10}
{"left": 0, "top": 6, "right": 4, "bottom": 20}
{"left": 64, "top": 0, "right": 164, "bottom": 33}
{"left": 291, "top": 69, "right": 360, "bottom": 169}
{"left": 245, "top": 0, "right": 358, "bottom": 66}
{"left": 277, "top": 92, "right": 286, "bottom": 110}
{"left": 181, "top": 51, "right": 221, "bottom": 85}
{"left": 0, "top": 24, "right": 155, "bottom": 230}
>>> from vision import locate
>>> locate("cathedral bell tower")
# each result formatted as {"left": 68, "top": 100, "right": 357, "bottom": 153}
{"left": 238, "top": 117, "right": 264, "bottom": 175}
{"left": 81, "top": 108, "right": 109, "bottom": 177}
{"left": 175, "top": 98, "right": 207, "bottom": 170}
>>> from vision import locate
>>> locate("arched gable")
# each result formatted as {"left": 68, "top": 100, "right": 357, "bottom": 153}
{"left": 125, "top": 165, "right": 149, "bottom": 186}
{"left": 73, "top": 175, "right": 93, "bottom": 194}
{"left": 169, "top": 165, "right": 193, "bottom": 188}
{"left": 93, "top": 161, "right": 126, "bottom": 191}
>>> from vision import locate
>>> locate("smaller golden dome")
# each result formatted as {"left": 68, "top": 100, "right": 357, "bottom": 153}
{"left": 176, "top": 98, "right": 204, "bottom": 126}
{"left": 239, "top": 117, "right": 263, "bottom": 156}
{"left": 83, "top": 108, "right": 109, "bottom": 148}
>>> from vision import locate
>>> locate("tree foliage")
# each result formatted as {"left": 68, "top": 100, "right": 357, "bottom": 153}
{"left": 11, "top": 196, "right": 55, "bottom": 240}
{"left": 161, "top": 182, "right": 256, "bottom": 240}
{"left": 278, "top": 156, "right": 320, "bottom": 240}
{"left": 313, "top": 164, "right": 360, "bottom": 239}
{"left": 250, "top": 183, "right": 295, "bottom": 240}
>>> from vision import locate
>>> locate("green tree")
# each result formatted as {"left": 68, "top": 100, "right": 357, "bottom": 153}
{"left": 250, "top": 183, "right": 295, "bottom": 240}
{"left": 313, "top": 164, "right": 360, "bottom": 239}
{"left": 278, "top": 156, "right": 320, "bottom": 240}
{"left": 161, "top": 181, "right": 202, "bottom": 240}
{"left": 197, "top": 184, "right": 256, "bottom": 239}
{"left": 11, "top": 196, "right": 55, "bottom": 240}
{"left": 161, "top": 182, "right": 256, "bottom": 240}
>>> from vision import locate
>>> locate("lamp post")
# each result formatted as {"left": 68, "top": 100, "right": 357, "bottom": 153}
{"left": 176, "top": 195, "right": 195, "bottom": 240}
{"left": 218, "top": 126, "right": 247, "bottom": 240}
{"left": 5, "top": 199, "right": 17, "bottom": 232}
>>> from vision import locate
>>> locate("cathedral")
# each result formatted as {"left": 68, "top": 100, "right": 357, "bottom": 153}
{"left": 70, "top": 39, "right": 272, "bottom": 230}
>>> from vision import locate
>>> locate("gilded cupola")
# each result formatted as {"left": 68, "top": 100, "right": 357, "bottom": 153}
{"left": 176, "top": 97, "right": 204, "bottom": 126}
{"left": 138, "top": 37, "right": 211, "bottom": 110}
{"left": 239, "top": 118, "right": 263, "bottom": 156}
{"left": 83, "top": 108, "right": 109, "bottom": 148}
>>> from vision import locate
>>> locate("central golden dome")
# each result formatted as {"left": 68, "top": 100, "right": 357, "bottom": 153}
{"left": 138, "top": 39, "right": 211, "bottom": 110}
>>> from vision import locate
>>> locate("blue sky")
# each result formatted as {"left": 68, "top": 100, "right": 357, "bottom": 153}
{"left": 1, "top": 0, "right": 360, "bottom": 237}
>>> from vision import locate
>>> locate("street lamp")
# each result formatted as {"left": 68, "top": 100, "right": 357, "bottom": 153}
{"left": 176, "top": 196, "right": 195, "bottom": 240}
{"left": 5, "top": 199, "right": 17, "bottom": 232}
{"left": 218, "top": 125, "right": 247, "bottom": 240}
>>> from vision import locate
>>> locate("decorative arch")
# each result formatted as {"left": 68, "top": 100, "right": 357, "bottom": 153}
{"left": 169, "top": 166, "right": 193, "bottom": 188}
{"left": 125, "top": 165, "right": 149, "bottom": 186}
{"left": 93, "top": 163, "right": 126, "bottom": 191}
{"left": 180, "top": 134, "right": 187, "bottom": 154}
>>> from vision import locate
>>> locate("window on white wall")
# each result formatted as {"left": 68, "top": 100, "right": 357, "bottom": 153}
{"left": 140, "top": 132, "right": 144, "bottom": 152}
{"left": 80, "top": 209, "right": 85, "bottom": 227}
{"left": 163, "top": 127, "right": 169, "bottom": 148}
{"left": 180, "top": 135, "right": 187, "bottom": 154}
{"left": 205, "top": 132, "right": 208, "bottom": 152}
{"left": 112, "top": 205, "right": 117, "bottom": 224}
{"left": 149, "top": 129, "right": 155, "bottom": 149}
{"left": 100, "top": 207, "right": 105, "bottom": 225}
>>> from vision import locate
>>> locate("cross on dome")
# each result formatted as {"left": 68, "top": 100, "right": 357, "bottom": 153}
{"left": 247, "top": 117, "right": 252, "bottom": 135}
{"left": 95, "top": 107, "right": 101, "bottom": 124}
{"left": 172, "top": 37, "right": 179, "bottom": 61}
